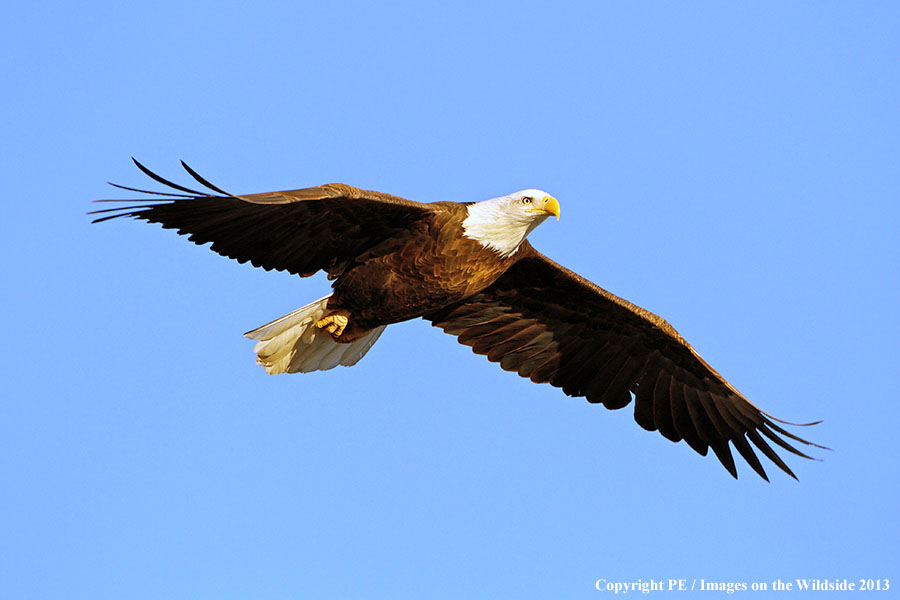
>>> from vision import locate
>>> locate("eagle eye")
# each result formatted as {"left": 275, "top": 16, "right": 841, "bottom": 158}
{"left": 522, "top": 196, "right": 533, "bottom": 204}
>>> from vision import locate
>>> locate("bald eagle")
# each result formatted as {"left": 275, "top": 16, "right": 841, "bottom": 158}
{"left": 93, "top": 160, "right": 822, "bottom": 480}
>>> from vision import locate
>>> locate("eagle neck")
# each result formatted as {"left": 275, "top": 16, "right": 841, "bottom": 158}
{"left": 461, "top": 198, "right": 544, "bottom": 258}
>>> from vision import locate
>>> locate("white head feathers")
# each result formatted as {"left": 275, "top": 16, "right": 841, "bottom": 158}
{"left": 462, "top": 189, "right": 560, "bottom": 257}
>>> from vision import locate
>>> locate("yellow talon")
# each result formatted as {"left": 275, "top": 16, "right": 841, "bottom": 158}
{"left": 316, "top": 313, "right": 349, "bottom": 337}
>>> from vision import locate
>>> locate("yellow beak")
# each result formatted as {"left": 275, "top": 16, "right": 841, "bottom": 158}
{"left": 540, "top": 195, "right": 561, "bottom": 220}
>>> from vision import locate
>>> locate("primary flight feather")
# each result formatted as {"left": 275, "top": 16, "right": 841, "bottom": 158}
{"left": 93, "top": 160, "right": 823, "bottom": 480}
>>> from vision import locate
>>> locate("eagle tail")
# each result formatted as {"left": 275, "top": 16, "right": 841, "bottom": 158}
{"left": 243, "top": 295, "right": 385, "bottom": 374}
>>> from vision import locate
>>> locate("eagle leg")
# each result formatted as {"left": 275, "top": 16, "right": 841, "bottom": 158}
{"left": 316, "top": 311, "right": 351, "bottom": 339}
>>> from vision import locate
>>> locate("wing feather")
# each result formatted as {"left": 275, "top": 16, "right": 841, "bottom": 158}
{"left": 653, "top": 372, "right": 681, "bottom": 442}
{"left": 682, "top": 387, "right": 716, "bottom": 453}
{"left": 633, "top": 353, "right": 662, "bottom": 431}
{"left": 599, "top": 353, "right": 647, "bottom": 410}
{"left": 670, "top": 381, "right": 708, "bottom": 455}
{"left": 731, "top": 433, "right": 769, "bottom": 481}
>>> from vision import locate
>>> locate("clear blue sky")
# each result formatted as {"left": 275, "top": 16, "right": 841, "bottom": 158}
{"left": 3, "top": 2, "right": 898, "bottom": 598}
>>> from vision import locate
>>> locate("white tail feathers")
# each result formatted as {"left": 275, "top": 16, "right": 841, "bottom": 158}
{"left": 243, "top": 295, "right": 385, "bottom": 374}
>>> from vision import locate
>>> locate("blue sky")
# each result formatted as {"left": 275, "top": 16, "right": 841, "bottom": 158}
{"left": 3, "top": 1, "right": 898, "bottom": 598}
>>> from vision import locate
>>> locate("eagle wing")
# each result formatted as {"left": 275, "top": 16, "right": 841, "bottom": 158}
{"left": 92, "top": 160, "right": 435, "bottom": 278}
{"left": 426, "top": 242, "right": 822, "bottom": 480}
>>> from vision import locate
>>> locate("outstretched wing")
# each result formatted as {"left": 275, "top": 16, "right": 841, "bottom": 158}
{"left": 426, "top": 242, "right": 823, "bottom": 480}
{"left": 91, "top": 159, "right": 435, "bottom": 278}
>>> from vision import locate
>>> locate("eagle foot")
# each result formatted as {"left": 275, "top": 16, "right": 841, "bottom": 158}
{"left": 316, "top": 312, "right": 350, "bottom": 338}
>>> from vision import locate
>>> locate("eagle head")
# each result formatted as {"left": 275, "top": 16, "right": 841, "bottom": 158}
{"left": 462, "top": 189, "right": 560, "bottom": 257}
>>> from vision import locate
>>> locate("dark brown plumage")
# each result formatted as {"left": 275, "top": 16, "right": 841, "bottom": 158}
{"left": 93, "top": 160, "right": 823, "bottom": 480}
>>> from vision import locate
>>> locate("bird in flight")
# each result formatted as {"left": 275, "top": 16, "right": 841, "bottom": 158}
{"left": 93, "top": 159, "right": 823, "bottom": 480}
